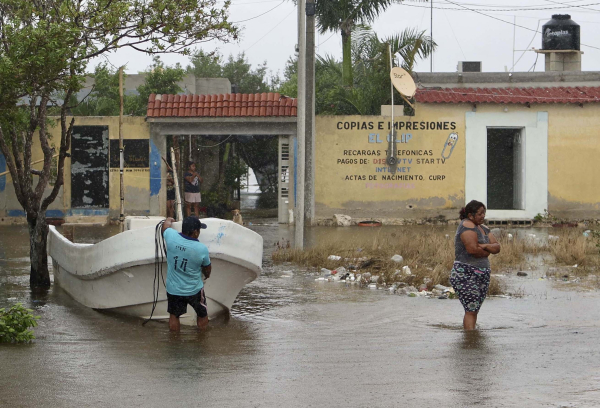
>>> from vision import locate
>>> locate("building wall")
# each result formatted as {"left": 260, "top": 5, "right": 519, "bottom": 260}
{"left": 315, "top": 103, "right": 600, "bottom": 222}
{"left": 0, "top": 116, "right": 154, "bottom": 224}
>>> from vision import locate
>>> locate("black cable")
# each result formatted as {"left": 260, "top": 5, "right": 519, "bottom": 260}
{"left": 230, "top": 0, "right": 286, "bottom": 23}
{"left": 142, "top": 220, "right": 167, "bottom": 326}
{"left": 440, "top": 0, "right": 600, "bottom": 50}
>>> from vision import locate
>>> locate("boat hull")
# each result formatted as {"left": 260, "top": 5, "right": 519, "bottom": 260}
{"left": 48, "top": 218, "right": 262, "bottom": 325}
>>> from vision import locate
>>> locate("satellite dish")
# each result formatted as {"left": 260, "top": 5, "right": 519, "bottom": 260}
{"left": 390, "top": 67, "right": 417, "bottom": 98}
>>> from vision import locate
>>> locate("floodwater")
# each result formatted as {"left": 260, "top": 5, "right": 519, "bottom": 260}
{"left": 1, "top": 222, "right": 600, "bottom": 407}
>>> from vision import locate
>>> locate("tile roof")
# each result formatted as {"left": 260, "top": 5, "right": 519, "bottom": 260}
{"left": 414, "top": 86, "right": 600, "bottom": 104}
{"left": 146, "top": 93, "right": 297, "bottom": 117}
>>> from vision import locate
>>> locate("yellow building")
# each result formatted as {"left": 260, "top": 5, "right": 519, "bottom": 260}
{"left": 314, "top": 72, "right": 600, "bottom": 224}
{"left": 0, "top": 116, "right": 155, "bottom": 224}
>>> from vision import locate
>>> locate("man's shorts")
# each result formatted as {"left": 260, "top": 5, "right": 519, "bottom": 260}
{"left": 185, "top": 192, "right": 202, "bottom": 203}
{"left": 167, "top": 288, "right": 207, "bottom": 318}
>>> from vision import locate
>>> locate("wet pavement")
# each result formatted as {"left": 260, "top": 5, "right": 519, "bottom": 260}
{"left": 1, "top": 222, "right": 600, "bottom": 407}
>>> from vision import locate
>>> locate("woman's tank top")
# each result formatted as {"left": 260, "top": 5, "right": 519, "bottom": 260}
{"left": 454, "top": 220, "right": 491, "bottom": 269}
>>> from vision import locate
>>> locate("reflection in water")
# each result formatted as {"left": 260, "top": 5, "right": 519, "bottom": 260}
{"left": 451, "top": 330, "right": 493, "bottom": 406}
{"left": 3, "top": 223, "right": 600, "bottom": 407}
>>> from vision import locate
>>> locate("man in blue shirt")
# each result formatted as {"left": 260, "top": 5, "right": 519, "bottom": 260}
{"left": 161, "top": 216, "right": 212, "bottom": 332}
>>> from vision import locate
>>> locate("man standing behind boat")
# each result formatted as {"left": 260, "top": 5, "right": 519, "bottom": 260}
{"left": 162, "top": 216, "right": 212, "bottom": 332}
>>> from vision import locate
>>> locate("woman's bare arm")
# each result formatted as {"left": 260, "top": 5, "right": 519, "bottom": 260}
{"left": 461, "top": 230, "right": 490, "bottom": 258}
{"left": 480, "top": 232, "right": 501, "bottom": 254}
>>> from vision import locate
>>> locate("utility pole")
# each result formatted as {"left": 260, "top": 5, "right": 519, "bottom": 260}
{"left": 305, "top": 0, "right": 316, "bottom": 226}
{"left": 430, "top": 0, "right": 433, "bottom": 72}
{"left": 118, "top": 66, "right": 125, "bottom": 230}
{"left": 295, "top": 0, "right": 306, "bottom": 249}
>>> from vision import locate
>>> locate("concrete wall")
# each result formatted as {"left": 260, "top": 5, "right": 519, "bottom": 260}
{"left": 315, "top": 103, "right": 600, "bottom": 222}
{"left": 0, "top": 116, "right": 154, "bottom": 224}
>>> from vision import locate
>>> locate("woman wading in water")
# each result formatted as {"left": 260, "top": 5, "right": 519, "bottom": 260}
{"left": 450, "top": 200, "right": 501, "bottom": 330}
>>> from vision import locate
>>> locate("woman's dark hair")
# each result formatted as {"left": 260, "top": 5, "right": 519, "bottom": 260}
{"left": 459, "top": 200, "right": 486, "bottom": 220}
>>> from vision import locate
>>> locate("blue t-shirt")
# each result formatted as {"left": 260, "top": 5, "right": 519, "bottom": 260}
{"left": 163, "top": 228, "right": 211, "bottom": 296}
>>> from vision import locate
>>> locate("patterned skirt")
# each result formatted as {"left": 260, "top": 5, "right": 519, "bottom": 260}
{"left": 449, "top": 261, "right": 491, "bottom": 312}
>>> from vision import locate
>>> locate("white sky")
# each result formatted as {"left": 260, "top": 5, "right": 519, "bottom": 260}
{"left": 92, "top": 0, "right": 600, "bottom": 78}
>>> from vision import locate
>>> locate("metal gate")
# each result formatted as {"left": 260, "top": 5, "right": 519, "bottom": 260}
{"left": 278, "top": 136, "right": 291, "bottom": 223}
{"left": 71, "top": 126, "right": 109, "bottom": 208}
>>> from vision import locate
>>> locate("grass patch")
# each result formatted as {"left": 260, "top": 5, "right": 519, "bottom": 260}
{"left": 272, "top": 227, "right": 600, "bottom": 296}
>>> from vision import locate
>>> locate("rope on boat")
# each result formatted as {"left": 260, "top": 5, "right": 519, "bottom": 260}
{"left": 142, "top": 220, "right": 168, "bottom": 326}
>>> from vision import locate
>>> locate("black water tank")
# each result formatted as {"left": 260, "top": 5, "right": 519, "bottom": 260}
{"left": 542, "top": 14, "right": 580, "bottom": 50}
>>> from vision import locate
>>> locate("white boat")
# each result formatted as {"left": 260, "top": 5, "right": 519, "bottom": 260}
{"left": 48, "top": 216, "right": 262, "bottom": 325}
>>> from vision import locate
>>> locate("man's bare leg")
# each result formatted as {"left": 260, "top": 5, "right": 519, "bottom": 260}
{"left": 197, "top": 316, "right": 208, "bottom": 330}
{"left": 463, "top": 311, "right": 478, "bottom": 330}
{"left": 169, "top": 314, "right": 181, "bottom": 332}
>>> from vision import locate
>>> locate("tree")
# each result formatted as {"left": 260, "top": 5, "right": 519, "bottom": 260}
{"left": 129, "top": 57, "right": 186, "bottom": 116}
{"left": 316, "top": 0, "right": 396, "bottom": 87}
{"left": 0, "top": 0, "right": 237, "bottom": 288}
{"left": 278, "top": 27, "right": 435, "bottom": 115}
{"left": 71, "top": 63, "right": 124, "bottom": 116}
{"left": 187, "top": 50, "right": 276, "bottom": 94}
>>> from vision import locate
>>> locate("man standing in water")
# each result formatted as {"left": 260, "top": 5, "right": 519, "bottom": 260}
{"left": 162, "top": 216, "right": 211, "bottom": 332}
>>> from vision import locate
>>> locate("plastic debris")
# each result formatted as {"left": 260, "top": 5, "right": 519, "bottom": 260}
{"left": 548, "top": 235, "right": 559, "bottom": 242}
{"left": 391, "top": 254, "right": 404, "bottom": 263}
{"left": 516, "top": 271, "right": 528, "bottom": 277}
{"left": 507, "top": 233, "right": 513, "bottom": 240}
{"left": 445, "top": 234, "right": 450, "bottom": 239}
{"left": 402, "top": 266, "right": 412, "bottom": 275}
{"left": 419, "top": 283, "right": 428, "bottom": 292}
{"left": 328, "top": 255, "right": 342, "bottom": 261}
{"left": 408, "top": 293, "right": 417, "bottom": 297}
{"left": 423, "top": 277, "right": 432, "bottom": 284}
{"left": 434, "top": 284, "right": 449, "bottom": 291}
{"left": 583, "top": 230, "right": 591, "bottom": 237}
{"left": 334, "top": 266, "right": 347, "bottom": 275}
{"left": 370, "top": 275, "right": 379, "bottom": 283}
{"left": 315, "top": 277, "right": 326, "bottom": 281}
{"left": 368, "top": 283, "right": 377, "bottom": 289}
{"left": 321, "top": 268, "right": 331, "bottom": 275}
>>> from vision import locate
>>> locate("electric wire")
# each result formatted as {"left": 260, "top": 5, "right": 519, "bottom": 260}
{"left": 439, "top": 0, "right": 600, "bottom": 50}
{"left": 142, "top": 220, "right": 168, "bottom": 326}
{"left": 230, "top": 0, "right": 286, "bottom": 23}
{"left": 443, "top": 10, "right": 467, "bottom": 60}
{"left": 244, "top": 7, "right": 296, "bottom": 51}
{"left": 541, "top": 0, "right": 600, "bottom": 11}
{"left": 510, "top": 19, "right": 542, "bottom": 71}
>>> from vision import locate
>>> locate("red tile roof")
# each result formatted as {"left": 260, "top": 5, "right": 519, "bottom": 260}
{"left": 146, "top": 93, "right": 297, "bottom": 117}
{"left": 415, "top": 86, "right": 600, "bottom": 104}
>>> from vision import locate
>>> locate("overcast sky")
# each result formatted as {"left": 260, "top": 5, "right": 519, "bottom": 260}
{"left": 93, "top": 0, "right": 600, "bottom": 79}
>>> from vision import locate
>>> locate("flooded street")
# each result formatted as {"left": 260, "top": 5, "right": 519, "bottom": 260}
{"left": 2, "top": 222, "right": 600, "bottom": 407}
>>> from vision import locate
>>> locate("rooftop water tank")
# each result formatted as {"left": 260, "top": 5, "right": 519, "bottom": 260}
{"left": 542, "top": 14, "right": 580, "bottom": 51}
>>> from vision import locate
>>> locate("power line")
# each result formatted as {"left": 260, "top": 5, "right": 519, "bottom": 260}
{"left": 230, "top": 0, "right": 286, "bottom": 23}
{"left": 437, "top": 0, "right": 597, "bottom": 8}
{"left": 541, "top": 0, "right": 600, "bottom": 11}
{"left": 439, "top": 0, "right": 600, "bottom": 50}
{"left": 400, "top": 1, "right": 600, "bottom": 12}
{"left": 244, "top": 7, "right": 296, "bottom": 51}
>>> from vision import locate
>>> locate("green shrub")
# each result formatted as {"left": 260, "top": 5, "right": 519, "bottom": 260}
{"left": 0, "top": 303, "right": 40, "bottom": 343}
